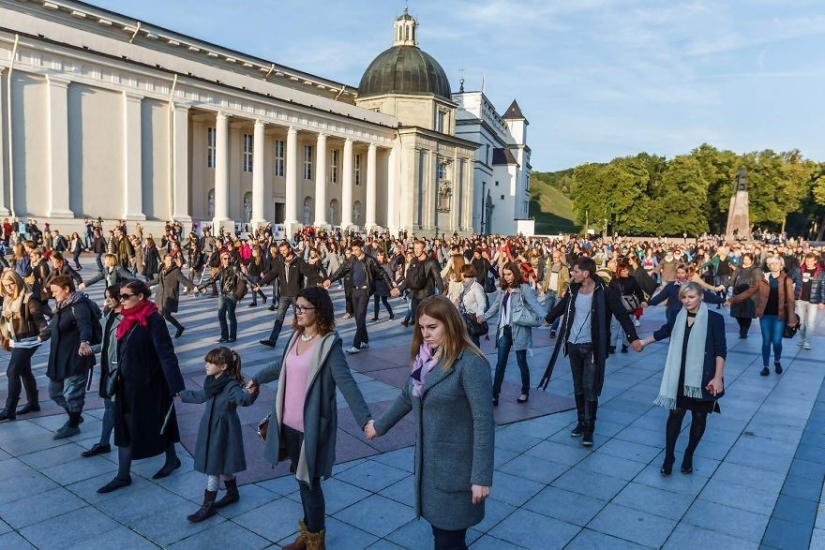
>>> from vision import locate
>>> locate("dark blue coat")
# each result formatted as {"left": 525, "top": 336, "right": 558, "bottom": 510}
{"left": 653, "top": 308, "right": 727, "bottom": 402}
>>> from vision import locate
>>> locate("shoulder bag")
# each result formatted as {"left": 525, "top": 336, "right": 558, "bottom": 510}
{"left": 512, "top": 290, "right": 543, "bottom": 327}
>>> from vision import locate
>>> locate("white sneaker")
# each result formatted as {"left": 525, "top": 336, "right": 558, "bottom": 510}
{"left": 345, "top": 346, "right": 360, "bottom": 354}
{"left": 342, "top": 313, "right": 352, "bottom": 320}
{"left": 359, "top": 342, "right": 370, "bottom": 350}
{"left": 797, "top": 340, "right": 805, "bottom": 346}
{"left": 803, "top": 342, "right": 811, "bottom": 350}
{"left": 634, "top": 319, "right": 641, "bottom": 327}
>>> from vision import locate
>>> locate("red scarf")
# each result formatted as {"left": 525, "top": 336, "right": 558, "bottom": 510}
{"left": 116, "top": 299, "right": 158, "bottom": 340}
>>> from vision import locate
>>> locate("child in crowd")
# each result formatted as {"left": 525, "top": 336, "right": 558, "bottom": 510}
{"left": 179, "top": 347, "right": 258, "bottom": 522}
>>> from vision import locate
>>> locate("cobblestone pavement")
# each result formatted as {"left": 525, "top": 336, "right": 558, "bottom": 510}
{"left": 1, "top": 270, "right": 824, "bottom": 549}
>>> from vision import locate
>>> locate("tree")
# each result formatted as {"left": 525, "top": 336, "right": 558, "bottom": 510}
{"left": 648, "top": 156, "right": 708, "bottom": 236}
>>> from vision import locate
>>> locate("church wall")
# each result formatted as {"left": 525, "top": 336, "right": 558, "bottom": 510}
{"left": 190, "top": 120, "right": 211, "bottom": 220}
{"left": 141, "top": 98, "right": 170, "bottom": 220}
{"left": 10, "top": 72, "right": 48, "bottom": 217}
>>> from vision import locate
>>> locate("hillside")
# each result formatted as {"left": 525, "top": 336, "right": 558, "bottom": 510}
{"left": 529, "top": 178, "right": 581, "bottom": 234}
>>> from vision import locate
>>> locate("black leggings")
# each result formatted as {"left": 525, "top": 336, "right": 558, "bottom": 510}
{"left": 664, "top": 407, "right": 708, "bottom": 462}
{"left": 283, "top": 425, "right": 325, "bottom": 533}
{"left": 373, "top": 295, "right": 393, "bottom": 317}
{"left": 5, "top": 347, "right": 37, "bottom": 403}
{"left": 162, "top": 311, "right": 184, "bottom": 332}
{"left": 433, "top": 525, "right": 468, "bottom": 550}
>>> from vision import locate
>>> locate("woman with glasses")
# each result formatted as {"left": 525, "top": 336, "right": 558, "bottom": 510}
{"left": 97, "top": 280, "right": 186, "bottom": 493}
{"left": 247, "top": 287, "right": 372, "bottom": 549}
{"left": 197, "top": 254, "right": 251, "bottom": 343}
{"left": 0, "top": 271, "right": 48, "bottom": 421}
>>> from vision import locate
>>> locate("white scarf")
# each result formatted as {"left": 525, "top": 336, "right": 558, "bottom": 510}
{"left": 654, "top": 302, "right": 708, "bottom": 410}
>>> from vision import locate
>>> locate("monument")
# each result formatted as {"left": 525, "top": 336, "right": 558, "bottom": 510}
{"left": 725, "top": 167, "right": 750, "bottom": 241}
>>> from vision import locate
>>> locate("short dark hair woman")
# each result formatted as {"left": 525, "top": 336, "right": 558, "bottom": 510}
{"left": 247, "top": 287, "right": 372, "bottom": 548}
{"left": 97, "top": 280, "right": 186, "bottom": 493}
{"left": 0, "top": 270, "right": 48, "bottom": 421}
{"left": 367, "top": 295, "right": 494, "bottom": 549}
{"left": 38, "top": 275, "right": 97, "bottom": 438}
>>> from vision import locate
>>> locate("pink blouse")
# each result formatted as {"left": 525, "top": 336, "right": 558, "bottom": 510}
{"left": 282, "top": 339, "right": 316, "bottom": 432}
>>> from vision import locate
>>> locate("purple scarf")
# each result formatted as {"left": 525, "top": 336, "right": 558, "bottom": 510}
{"left": 411, "top": 343, "right": 441, "bottom": 397}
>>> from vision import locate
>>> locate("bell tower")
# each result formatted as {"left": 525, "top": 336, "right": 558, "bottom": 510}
{"left": 393, "top": 6, "right": 418, "bottom": 46}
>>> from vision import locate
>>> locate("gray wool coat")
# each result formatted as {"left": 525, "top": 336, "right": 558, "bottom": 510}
{"left": 252, "top": 332, "right": 371, "bottom": 485}
{"left": 373, "top": 349, "right": 495, "bottom": 531}
{"left": 147, "top": 266, "right": 196, "bottom": 314}
{"left": 180, "top": 380, "right": 258, "bottom": 475}
{"left": 483, "top": 284, "right": 545, "bottom": 351}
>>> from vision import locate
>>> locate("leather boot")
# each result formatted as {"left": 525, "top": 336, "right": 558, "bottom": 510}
{"left": 187, "top": 490, "right": 218, "bottom": 523}
{"left": 282, "top": 520, "right": 309, "bottom": 550}
{"left": 305, "top": 529, "right": 326, "bottom": 550}
{"left": 214, "top": 478, "right": 240, "bottom": 509}
{"left": 0, "top": 398, "right": 19, "bottom": 422}
{"left": 582, "top": 400, "right": 598, "bottom": 447}
{"left": 17, "top": 385, "right": 40, "bottom": 415}
{"left": 570, "top": 394, "right": 585, "bottom": 437}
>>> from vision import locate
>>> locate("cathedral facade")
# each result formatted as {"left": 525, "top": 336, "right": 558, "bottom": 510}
{"left": 0, "top": 1, "right": 534, "bottom": 236}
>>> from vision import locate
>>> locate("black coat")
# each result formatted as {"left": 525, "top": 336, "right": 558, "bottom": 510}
{"left": 397, "top": 254, "right": 443, "bottom": 299}
{"left": 147, "top": 266, "right": 196, "bottom": 314}
{"left": 113, "top": 311, "right": 185, "bottom": 460}
{"left": 328, "top": 253, "right": 394, "bottom": 296}
{"left": 41, "top": 294, "right": 97, "bottom": 380}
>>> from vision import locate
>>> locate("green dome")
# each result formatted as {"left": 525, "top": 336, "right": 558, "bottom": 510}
{"left": 359, "top": 45, "right": 451, "bottom": 100}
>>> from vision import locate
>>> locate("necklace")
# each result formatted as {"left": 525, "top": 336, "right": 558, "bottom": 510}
{"left": 300, "top": 332, "right": 316, "bottom": 342}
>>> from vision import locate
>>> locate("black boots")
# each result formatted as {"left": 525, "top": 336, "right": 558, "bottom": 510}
{"left": 17, "top": 387, "right": 40, "bottom": 415}
{"left": 582, "top": 400, "right": 598, "bottom": 447}
{"left": 214, "top": 478, "right": 240, "bottom": 509}
{"left": 570, "top": 394, "right": 585, "bottom": 437}
{"left": 187, "top": 490, "right": 218, "bottom": 523}
{"left": 0, "top": 398, "right": 19, "bottom": 422}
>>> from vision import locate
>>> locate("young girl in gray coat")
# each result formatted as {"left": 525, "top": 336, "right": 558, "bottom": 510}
{"left": 179, "top": 347, "right": 258, "bottom": 523}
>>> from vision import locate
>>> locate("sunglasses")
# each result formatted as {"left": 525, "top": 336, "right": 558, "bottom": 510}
{"left": 119, "top": 293, "right": 135, "bottom": 301}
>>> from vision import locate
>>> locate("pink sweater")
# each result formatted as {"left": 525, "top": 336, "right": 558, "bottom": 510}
{"left": 282, "top": 339, "right": 315, "bottom": 432}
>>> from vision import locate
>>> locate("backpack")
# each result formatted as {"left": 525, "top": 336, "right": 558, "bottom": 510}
{"left": 406, "top": 259, "right": 428, "bottom": 291}
{"left": 72, "top": 297, "right": 103, "bottom": 346}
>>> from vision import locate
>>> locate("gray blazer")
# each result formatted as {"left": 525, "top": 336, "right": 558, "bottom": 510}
{"left": 180, "top": 380, "right": 257, "bottom": 475}
{"left": 374, "top": 349, "right": 495, "bottom": 531}
{"left": 483, "top": 284, "right": 545, "bottom": 351}
{"left": 252, "top": 332, "right": 371, "bottom": 485}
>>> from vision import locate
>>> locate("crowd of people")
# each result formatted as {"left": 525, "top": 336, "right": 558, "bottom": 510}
{"left": 0, "top": 218, "right": 823, "bottom": 549}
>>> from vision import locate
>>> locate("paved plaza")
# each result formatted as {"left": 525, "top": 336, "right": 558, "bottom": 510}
{"left": 1, "top": 274, "right": 825, "bottom": 549}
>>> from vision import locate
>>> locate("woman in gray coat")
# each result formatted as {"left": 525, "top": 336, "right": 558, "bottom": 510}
{"left": 147, "top": 254, "right": 197, "bottom": 338}
{"left": 480, "top": 261, "right": 546, "bottom": 406}
{"left": 367, "top": 295, "right": 494, "bottom": 550}
{"left": 247, "top": 287, "right": 372, "bottom": 550}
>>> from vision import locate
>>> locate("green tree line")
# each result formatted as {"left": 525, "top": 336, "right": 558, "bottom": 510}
{"left": 531, "top": 144, "right": 825, "bottom": 239}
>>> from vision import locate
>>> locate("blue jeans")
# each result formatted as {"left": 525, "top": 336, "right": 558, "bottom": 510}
{"left": 218, "top": 295, "right": 237, "bottom": 340}
{"left": 759, "top": 315, "right": 784, "bottom": 366}
{"left": 95, "top": 253, "right": 104, "bottom": 271}
{"left": 544, "top": 291, "right": 561, "bottom": 333}
{"left": 268, "top": 296, "right": 298, "bottom": 343}
{"left": 493, "top": 325, "right": 530, "bottom": 397}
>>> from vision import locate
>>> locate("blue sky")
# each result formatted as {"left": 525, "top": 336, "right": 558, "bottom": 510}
{"left": 93, "top": 0, "right": 825, "bottom": 172}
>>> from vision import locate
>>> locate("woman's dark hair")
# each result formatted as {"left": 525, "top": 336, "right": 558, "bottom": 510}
{"left": 104, "top": 284, "right": 121, "bottom": 301}
{"left": 121, "top": 280, "right": 152, "bottom": 299}
{"left": 460, "top": 264, "right": 477, "bottom": 279}
{"left": 499, "top": 261, "right": 522, "bottom": 290}
{"left": 204, "top": 347, "right": 244, "bottom": 384}
{"left": 49, "top": 274, "right": 75, "bottom": 293}
{"left": 51, "top": 252, "right": 65, "bottom": 263}
{"left": 291, "top": 286, "right": 336, "bottom": 335}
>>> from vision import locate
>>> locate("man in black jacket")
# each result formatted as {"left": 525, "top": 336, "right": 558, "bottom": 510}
{"left": 255, "top": 242, "right": 311, "bottom": 348}
{"left": 325, "top": 239, "right": 394, "bottom": 354}
{"left": 545, "top": 257, "right": 642, "bottom": 447}
{"left": 391, "top": 240, "right": 443, "bottom": 327}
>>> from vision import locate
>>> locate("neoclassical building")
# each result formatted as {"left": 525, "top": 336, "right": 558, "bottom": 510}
{"left": 0, "top": 0, "right": 534, "bottom": 236}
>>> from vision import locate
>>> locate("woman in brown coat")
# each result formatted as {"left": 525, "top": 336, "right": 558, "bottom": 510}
{"left": 727, "top": 256, "right": 796, "bottom": 376}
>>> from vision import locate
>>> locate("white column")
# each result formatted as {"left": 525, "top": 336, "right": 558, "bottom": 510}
{"left": 284, "top": 127, "right": 299, "bottom": 228}
{"left": 340, "top": 139, "right": 353, "bottom": 228}
{"left": 386, "top": 147, "right": 397, "bottom": 233}
{"left": 0, "top": 69, "right": 8, "bottom": 216}
{"left": 365, "top": 143, "right": 377, "bottom": 229}
{"left": 46, "top": 76, "right": 73, "bottom": 218}
{"left": 251, "top": 119, "right": 266, "bottom": 226}
{"left": 122, "top": 93, "right": 146, "bottom": 220}
{"left": 314, "top": 133, "right": 328, "bottom": 226}
{"left": 213, "top": 112, "right": 230, "bottom": 231}
{"left": 171, "top": 105, "right": 191, "bottom": 222}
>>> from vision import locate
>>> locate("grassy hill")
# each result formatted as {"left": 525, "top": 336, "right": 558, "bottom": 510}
{"left": 529, "top": 178, "right": 581, "bottom": 235}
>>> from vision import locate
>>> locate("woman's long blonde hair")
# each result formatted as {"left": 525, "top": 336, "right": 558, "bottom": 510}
{"left": 1, "top": 270, "right": 26, "bottom": 300}
{"left": 410, "top": 295, "right": 483, "bottom": 372}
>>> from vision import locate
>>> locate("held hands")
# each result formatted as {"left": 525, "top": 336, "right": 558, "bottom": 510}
{"left": 390, "top": 288, "right": 401, "bottom": 297}
{"left": 364, "top": 419, "right": 377, "bottom": 440}
{"left": 706, "top": 377, "right": 724, "bottom": 396}
{"left": 245, "top": 380, "right": 258, "bottom": 395}
{"left": 629, "top": 340, "right": 644, "bottom": 352}
{"left": 78, "top": 342, "right": 92, "bottom": 356}
{"left": 723, "top": 299, "right": 732, "bottom": 307}
{"left": 322, "top": 279, "right": 332, "bottom": 289}
{"left": 78, "top": 283, "right": 86, "bottom": 290}
{"left": 471, "top": 485, "right": 490, "bottom": 504}
{"left": 640, "top": 301, "right": 649, "bottom": 309}
{"left": 476, "top": 315, "right": 485, "bottom": 325}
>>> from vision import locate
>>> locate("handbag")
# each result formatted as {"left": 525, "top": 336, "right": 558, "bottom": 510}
{"left": 621, "top": 295, "right": 640, "bottom": 312}
{"left": 457, "top": 286, "right": 489, "bottom": 337}
{"left": 104, "top": 367, "right": 120, "bottom": 398}
{"left": 783, "top": 313, "right": 799, "bottom": 339}
{"left": 512, "top": 290, "right": 543, "bottom": 327}
{"left": 257, "top": 413, "right": 271, "bottom": 441}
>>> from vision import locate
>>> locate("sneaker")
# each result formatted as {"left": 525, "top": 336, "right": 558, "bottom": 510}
{"left": 797, "top": 340, "right": 805, "bottom": 346}
{"left": 760, "top": 366, "right": 770, "bottom": 376}
{"left": 803, "top": 342, "right": 811, "bottom": 350}
{"left": 216, "top": 337, "right": 228, "bottom": 343}
{"left": 226, "top": 337, "right": 236, "bottom": 343}
{"left": 775, "top": 362, "right": 783, "bottom": 375}
{"left": 53, "top": 425, "right": 81, "bottom": 440}
{"left": 345, "top": 346, "right": 360, "bottom": 354}
{"left": 359, "top": 342, "right": 370, "bottom": 350}
{"left": 634, "top": 319, "right": 641, "bottom": 327}
{"left": 342, "top": 313, "right": 352, "bottom": 320}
